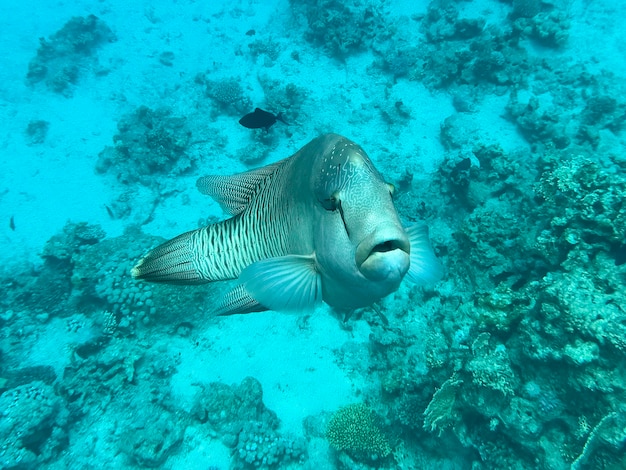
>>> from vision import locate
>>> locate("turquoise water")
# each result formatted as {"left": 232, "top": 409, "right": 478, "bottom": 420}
{"left": 1, "top": 0, "right": 625, "bottom": 468}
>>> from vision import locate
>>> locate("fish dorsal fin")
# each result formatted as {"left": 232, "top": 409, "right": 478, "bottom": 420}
{"left": 196, "top": 162, "right": 282, "bottom": 216}
{"left": 238, "top": 254, "right": 323, "bottom": 312}
{"left": 405, "top": 223, "right": 444, "bottom": 284}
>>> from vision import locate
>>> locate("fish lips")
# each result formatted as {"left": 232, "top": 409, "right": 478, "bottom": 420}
{"left": 355, "top": 226, "right": 411, "bottom": 282}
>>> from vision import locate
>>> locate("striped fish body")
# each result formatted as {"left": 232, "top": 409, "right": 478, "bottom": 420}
{"left": 132, "top": 134, "right": 442, "bottom": 314}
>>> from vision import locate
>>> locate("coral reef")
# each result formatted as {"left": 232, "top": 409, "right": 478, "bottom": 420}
{"left": 233, "top": 421, "right": 307, "bottom": 469}
{"left": 506, "top": 90, "right": 570, "bottom": 149}
{"left": 501, "top": 63, "right": 624, "bottom": 149}
{"left": 96, "top": 106, "right": 194, "bottom": 186}
{"left": 248, "top": 39, "right": 281, "bottom": 63}
{"left": 42, "top": 221, "right": 106, "bottom": 262}
{"left": 1, "top": 224, "right": 308, "bottom": 468}
{"left": 26, "top": 15, "right": 115, "bottom": 95}
{"left": 119, "top": 407, "right": 184, "bottom": 467}
{"left": 258, "top": 75, "right": 307, "bottom": 127}
{"left": 0, "top": 382, "right": 68, "bottom": 469}
{"left": 290, "top": 0, "right": 389, "bottom": 59}
{"left": 192, "top": 377, "right": 307, "bottom": 468}
{"left": 374, "top": 45, "right": 421, "bottom": 80}
{"left": 422, "top": 375, "right": 462, "bottom": 435}
{"left": 196, "top": 75, "right": 253, "bottom": 117}
{"left": 71, "top": 226, "right": 213, "bottom": 335}
{"left": 9, "top": 222, "right": 107, "bottom": 318}
{"left": 409, "top": 1, "right": 532, "bottom": 92}
{"left": 2, "top": 222, "right": 211, "bottom": 342}
{"left": 326, "top": 403, "right": 391, "bottom": 462}
{"left": 535, "top": 152, "right": 626, "bottom": 265}
{"left": 365, "top": 132, "right": 626, "bottom": 468}
{"left": 510, "top": 0, "right": 542, "bottom": 20}
{"left": 25, "top": 120, "right": 50, "bottom": 145}
{"left": 6, "top": 1, "right": 626, "bottom": 468}
{"left": 192, "top": 377, "right": 279, "bottom": 437}
{"left": 236, "top": 143, "right": 272, "bottom": 165}
{"left": 514, "top": 11, "right": 570, "bottom": 48}
{"left": 71, "top": 228, "right": 161, "bottom": 334}
{"left": 422, "top": 2, "right": 485, "bottom": 42}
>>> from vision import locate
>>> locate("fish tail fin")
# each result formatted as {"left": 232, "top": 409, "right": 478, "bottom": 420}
{"left": 131, "top": 230, "right": 209, "bottom": 284}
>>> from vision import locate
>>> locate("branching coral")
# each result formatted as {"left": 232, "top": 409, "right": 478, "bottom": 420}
{"left": 423, "top": 375, "right": 462, "bottom": 435}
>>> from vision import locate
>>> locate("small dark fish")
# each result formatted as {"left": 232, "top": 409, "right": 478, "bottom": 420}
{"left": 245, "top": 29, "right": 256, "bottom": 36}
{"left": 105, "top": 205, "right": 115, "bottom": 219}
{"left": 239, "top": 108, "right": 287, "bottom": 131}
{"left": 9, "top": 215, "right": 15, "bottom": 231}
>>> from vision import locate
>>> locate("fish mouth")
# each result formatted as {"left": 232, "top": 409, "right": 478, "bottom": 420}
{"left": 355, "top": 227, "right": 410, "bottom": 281}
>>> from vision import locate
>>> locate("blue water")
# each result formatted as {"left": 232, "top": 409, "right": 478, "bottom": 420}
{"left": 1, "top": 0, "right": 625, "bottom": 468}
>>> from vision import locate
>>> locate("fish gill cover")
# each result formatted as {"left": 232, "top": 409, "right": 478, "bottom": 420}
{"left": 1, "top": 0, "right": 626, "bottom": 469}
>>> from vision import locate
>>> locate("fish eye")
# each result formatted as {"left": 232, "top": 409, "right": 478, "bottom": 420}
{"left": 321, "top": 194, "right": 339, "bottom": 211}
{"left": 320, "top": 194, "right": 350, "bottom": 236}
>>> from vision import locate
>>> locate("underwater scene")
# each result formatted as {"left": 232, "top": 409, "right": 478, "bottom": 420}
{"left": 1, "top": 0, "right": 625, "bottom": 468}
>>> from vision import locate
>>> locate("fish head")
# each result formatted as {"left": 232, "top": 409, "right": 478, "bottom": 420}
{"left": 311, "top": 135, "right": 410, "bottom": 308}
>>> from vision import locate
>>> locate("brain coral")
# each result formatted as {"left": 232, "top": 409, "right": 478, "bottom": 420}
{"left": 326, "top": 403, "right": 391, "bottom": 460}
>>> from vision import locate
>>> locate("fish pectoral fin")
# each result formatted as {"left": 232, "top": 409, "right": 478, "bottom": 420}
{"left": 405, "top": 223, "right": 444, "bottom": 284}
{"left": 196, "top": 162, "right": 282, "bottom": 216}
{"left": 214, "top": 284, "right": 268, "bottom": 316}
{"left": 238, "top": 254, "right": 322, "bottom": 312}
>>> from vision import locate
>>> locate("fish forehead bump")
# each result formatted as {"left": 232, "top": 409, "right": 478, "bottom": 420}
{"left": 321, "top": 136, "right": 367, "bottom": 165}
{"left": 318, "top": 135, "right": 381, "bottom": 182}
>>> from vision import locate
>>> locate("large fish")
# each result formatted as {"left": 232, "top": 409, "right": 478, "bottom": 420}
{"left": 131, "top": 134, "right": 442, "bottom": 314}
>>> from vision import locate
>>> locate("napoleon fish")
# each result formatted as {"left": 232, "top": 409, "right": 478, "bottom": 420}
{"left": 131, "top": 134, "right": 442, "bottom": 314}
